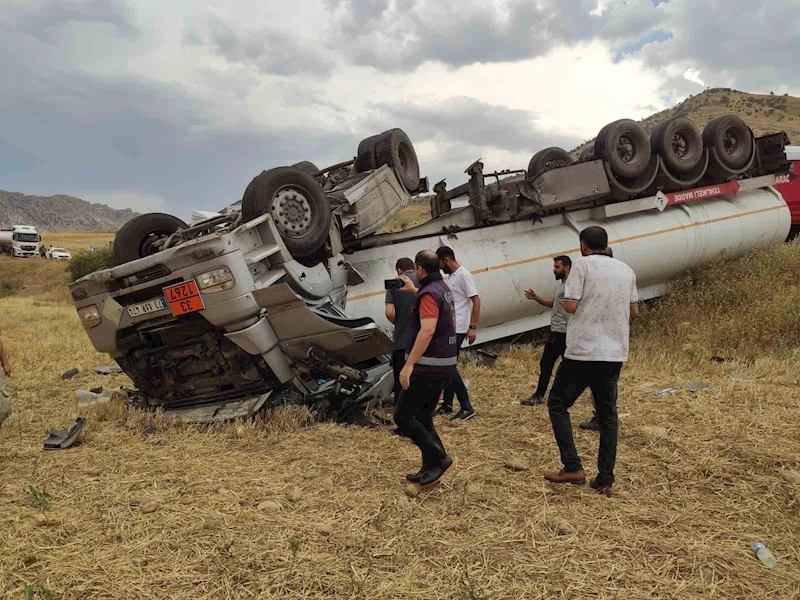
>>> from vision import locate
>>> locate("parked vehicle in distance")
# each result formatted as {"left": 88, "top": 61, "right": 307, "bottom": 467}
{"left": 0, "top": 225, "right": 41, "bottom": 258}
{"left": 47, "top": 247, "right": 72, "bottom": 261}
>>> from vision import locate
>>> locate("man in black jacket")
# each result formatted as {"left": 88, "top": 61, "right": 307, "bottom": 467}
{"left": 394, "top": 250, "right": 458, "bottom": 487}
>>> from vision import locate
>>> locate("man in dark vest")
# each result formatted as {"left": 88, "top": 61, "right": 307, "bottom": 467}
{"left": 394, "top": 249, "right": 458, "bottom": 487}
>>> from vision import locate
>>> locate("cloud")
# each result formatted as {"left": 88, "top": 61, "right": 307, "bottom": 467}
{"left": 0, "top": 0, "right": 138, "bottom": 41}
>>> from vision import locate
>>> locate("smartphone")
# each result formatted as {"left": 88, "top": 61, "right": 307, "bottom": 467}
{"left": 384, "top": 278, "right": 404, "bottom": 290}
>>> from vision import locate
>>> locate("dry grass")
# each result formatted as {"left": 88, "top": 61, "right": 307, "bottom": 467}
{"left": 39, "top": 232, "right": 115, "bottom": 256}
{"left": 380, "top": 198, "right": 433, "bottom": 233}
{"left": 1, "top": 241, "right": 800, "bottom": 599}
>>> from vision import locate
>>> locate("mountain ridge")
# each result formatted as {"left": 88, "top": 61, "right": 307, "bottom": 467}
{"left": 0, "top": 190, "right": 139, "bottom": 232}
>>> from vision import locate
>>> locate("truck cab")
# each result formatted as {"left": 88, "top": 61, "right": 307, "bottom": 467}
{"left": 0, "top": 225, "right": 40, "bottom": 258}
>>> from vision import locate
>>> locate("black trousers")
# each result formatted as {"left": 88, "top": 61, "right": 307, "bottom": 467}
{"left": 394, "top": 374, "right": 452, "bottom": 467}
{"left": 391, "top": 349, "right": 406, "bottom": 403}
{"left": 547, "top": 358, "right": 622, "bottom": 486}
{"left": 534, "top": 331, "right": 567, "bottom": 398}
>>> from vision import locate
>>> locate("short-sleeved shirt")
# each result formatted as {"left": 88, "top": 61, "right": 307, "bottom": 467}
{"left": 445, "top": 266, "right": 479, "bottom": 334}
{"left": 564, "top": 254, "right": 638, "bottom": 362}
{"left": 550, "top": 281, "right": 569, "bottom": 334}
{"left": 385, "top": 270, "right": 419, "bottom": 351}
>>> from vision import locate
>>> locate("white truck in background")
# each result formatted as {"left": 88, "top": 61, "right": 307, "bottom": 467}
{"left": 0, "top": 225, "right": 41, "bottom": 258}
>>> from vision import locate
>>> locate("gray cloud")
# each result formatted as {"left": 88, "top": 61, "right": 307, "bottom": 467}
{"left": 0, "top": 0, "right": 138, "bottom": 41}
{"left": 186, "top": 9, "right": 334, "bottom": 76}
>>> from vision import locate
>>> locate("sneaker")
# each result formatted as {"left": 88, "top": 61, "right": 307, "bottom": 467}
{"left": 520, "top": 395, "right": 545, "bottom": 406}
{"left": 434, "top": 406, "right": 453, "bottom": 416}
{"left": 450, "top": 409, "right": 475, "bottom": 421}
{"left": 579, "top": 415, "right": 599, "bottom": 431}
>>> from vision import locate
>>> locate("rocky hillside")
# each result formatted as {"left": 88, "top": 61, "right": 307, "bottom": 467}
{"left": 571, "top": 88, "right": 800, "bottom": 158}
{"left": 0, "top": 191, "right": 138, "bottom": 232}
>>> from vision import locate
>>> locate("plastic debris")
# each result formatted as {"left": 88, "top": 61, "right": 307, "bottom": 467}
{"left": 75, "top": 386, "right": 129, "bottom": 408}
{"left": 61, "top": 368, "right": 79, "bottom": 379}
{"left": 683, "top": 381, "right": 711, "bottom": 393}
{"left": 504, "top": 458, "right": 529, "bottom": 471}
{"left": 646, "top": 387, "right": 680, "bottom": 398}
{"left": 43, "top": 417, "right": 86, "bottom": 450}
{"left": 753, "top": 542, "right": 776, "bottom": 568}
{"left": 94, "top": 365, "right": 124, "bottom": 375}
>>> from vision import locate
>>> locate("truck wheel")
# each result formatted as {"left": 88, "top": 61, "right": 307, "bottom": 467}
{"left": 375, "top": 128, "right": 420, "bottom": 191}
{"left": 596, "top": 119, "right": 651, "bottom": 178}
{"left": 651, "top": 117, "right": 703, "bottom": 172}
{"left": 354, "top": 135, "right": 379, "bottom": 173}
{"left": 292, "top": 161, "right": 320, "bottom": 175}
{"left": 579, "top": 144, "right": 595, "bottom": 162}
{"left": 242, "top": 167, "right": 332, "bottom": 258}
{"left": 113, "top": 213, "right": 188, "bottom": 266}
{"left": 527, "top": 147, "right": 573, "bottom": 178}
{"left": 703, "top": 115, "right": 752, "bottom": 170}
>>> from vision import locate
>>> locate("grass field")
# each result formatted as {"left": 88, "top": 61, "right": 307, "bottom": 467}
{"left": 0, "top": 240, "right": 799, "bottom": 599}
{"left": 38, "top": 232, "right": 115, "bottom": 256}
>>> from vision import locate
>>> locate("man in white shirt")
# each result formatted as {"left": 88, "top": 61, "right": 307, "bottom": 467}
{"left": 544, "top": 226, "right": 638, "bottom": 497}
{"left": 435, "top": 246, "right": 480, "bottom": 420}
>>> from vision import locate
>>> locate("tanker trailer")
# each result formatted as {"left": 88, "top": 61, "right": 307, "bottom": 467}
{"left": 68, "top": 116, "right": 793, "bottom": 422}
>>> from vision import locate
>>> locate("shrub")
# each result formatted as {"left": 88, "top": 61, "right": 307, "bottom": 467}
{"left": 68, "top": 247, "right": 115, "bottom": 282}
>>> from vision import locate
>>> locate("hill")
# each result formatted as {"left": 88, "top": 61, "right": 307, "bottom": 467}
{"left": 572, "top": 88, "right": 800, "bottom": 157}
{"left": 0, "top": 190, "right": 138, "bottom": 232}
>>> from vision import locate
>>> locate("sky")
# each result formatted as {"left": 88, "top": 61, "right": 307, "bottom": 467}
{"left": 1, "top": 0, "right": 799, "bottom": 220}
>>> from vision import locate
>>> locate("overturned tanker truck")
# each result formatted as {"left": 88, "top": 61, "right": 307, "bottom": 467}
{"left": 69, "top": 117, "right": 794, "bottom": 423}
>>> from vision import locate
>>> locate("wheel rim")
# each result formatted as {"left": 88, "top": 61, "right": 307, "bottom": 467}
{"left": 270, "top": 186, "right": 313, "bottom": 238}
{"left": 397, "top": 141, "right": 414, "bottom": 178}
{"left": 139, "top": 231, "right": 172, "bottom": 257}
{"left": 722, "top": 128, "right": 743, "bottom": 158}
{"left": 616, "top": 136, "right": 635, "bottom": 163}
{"left": 545, "top": 157, "right": 569, "bottom": 170}
{"left": 671, "top": 132, "right": 689, "bottom": 159}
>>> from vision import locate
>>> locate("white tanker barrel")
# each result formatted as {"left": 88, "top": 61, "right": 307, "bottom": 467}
{"left": 343, "top": 187, "right": 790, "bottom": 346}
{"left": 0, "top": 231, "right": 14, "bottom": 245}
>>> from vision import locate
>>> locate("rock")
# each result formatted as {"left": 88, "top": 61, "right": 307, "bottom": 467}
{"left": 257, "top": 500, "right": 282, "bottom": 511}
{"left": 555, "top": 521, "right": 575, "bottom": 536}
{"left": 85, "top": 468, "right": 102, "bottom": 477}
{"left": 131, "top": 558, "right": 148, "bottom": 567}
{"left": 465, "top": 483, "right": 480, "bottom": 495}
{"left": 642, "top": 426, "right": 668, "bottom": 438}
{"left": 35, "top": 516, "right": 51, "bottom": 527}
{"left": 287, "top": 486, "right": 303, "bottom": 503}
{"left": 235, "top": 425, "right": 246, "bottom": 438}
{"left": 129, "top": 496, "right": 151, "bottom": 507}
{"left": 404, "top": 484, "right": 420, "bottom": 498}
{"left": 217, "top": 488, "right": 231, "bottom": 495}
{"left": 700, "top": 565, "right": 714, "bottom": 584}
{"left": 781, "top": 470, "right": 800, "bottom": 485}
{"left": 683, "top": 381, "right": 711, "bottom": 393}
{"left": 504, "top": 458, "right": 529, "bottom": 472}
{"left": 317, "top": 523, "right": 333, "bottom": 536}
{"left": 61, "top": 368, "right": 79, "bottom": 379}
{"left": 320, "top": 477, "right": 335, "bottom": 487}
{"left": 140, "top": 501, "right": 159, "bottom": 514}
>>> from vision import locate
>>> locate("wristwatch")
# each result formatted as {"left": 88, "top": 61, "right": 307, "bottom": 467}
{"left": 468, "top": 325, "right": 477, "bottom": 330}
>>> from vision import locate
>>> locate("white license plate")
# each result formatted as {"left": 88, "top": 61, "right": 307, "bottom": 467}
{"left": 127, "top": 297, "right": 167, "bottom": 318}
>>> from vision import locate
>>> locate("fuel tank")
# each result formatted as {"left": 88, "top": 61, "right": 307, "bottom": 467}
{"left": 343, "top": 187, "right": 790, "bottom": 345}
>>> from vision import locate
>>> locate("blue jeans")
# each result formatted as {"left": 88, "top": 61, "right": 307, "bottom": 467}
{"left": 441, "top": 333, "right": 473, "bottom": 412}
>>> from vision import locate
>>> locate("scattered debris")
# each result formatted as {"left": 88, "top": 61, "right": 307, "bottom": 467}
{"left": 729, "top": 377, "right": 755, "bottom": 384}
{"left": 142, "top": 425, "right": 157, "bottom": 436}
{"left": 504, "top": 458, "right": 529, "bottom": 472}
{"left": 474, "top": 349, "right": 499, "bottom": 366}
{"left": 683, "top": 381, "right": 711, "bottom": 393}
{"left": 641, "top": 426, "right": 669, "bottom": 438}
{"left": 61, "top": 368, "right": 79, "bottom": 379}
{"left": 129, "top": 496, "right": 151, "bottom": 507}
{"left": 753, "top": 542, "right": 776, "bottom": 568}
{"left": 287, "top": 486, "right": 303, "bottom": 503}
{"left": 646, "top": 387, "right": 680, "bottom": 398}
{"left": 781, "top": 470, "right": 800, "bottom": 485}
{"left": 555, "top": 521, "right": 575, "bottom": 536}
{"left": 94, "top": 365, "right": 124, "bottom": 375}
{"left": 43, "top": 417, "right": 86, "bottom": 450}
{"left": 700, "top": 565, "right": 715, "bottom": 584}
{"left": 404, "top": 484, "right": 420, "bottom": 498}
{"left": 75, "top": 386, "right": 129, "bottom": 408}
{"left": 140, "top": 501, "right": 160, "bottom": 514}
{"left": 257, "top": 500, "right": 282, "bottom": 511}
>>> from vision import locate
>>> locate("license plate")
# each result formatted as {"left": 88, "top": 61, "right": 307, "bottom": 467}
{"left": 127, "top": 297, "right": 167, "bottom": 318}
{"left": 163, "top": 281, "right": 205, "bottom": 316}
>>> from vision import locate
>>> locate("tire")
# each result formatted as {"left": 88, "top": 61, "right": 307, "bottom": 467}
{"left": 375, "top": 128, "right": 420, "bottom": 191}
{"left": 579, "top": 145, "right": 595, "bottom": 162}
{"left": 292, "top": 161, "right": 320, "bottom": 175}
{"left": 596, "top": 119, "right": 651, "bottom": 178}
{"left": 527, "top": 147, "right": 573, "bottom": 178}
{"left": 242, "top": 167, "right": 332, "bottom": 258}
{"left": 651, "top": 117, "right": 703, "bottom": 173}
{"left": 113, "top": 213, "right": 188, "bottom": 266}
{"left": 702, "top": 115, "right": 752, "bottom": 170}
{"left": 354, "top": 135, "right": 379, "bottom": 173}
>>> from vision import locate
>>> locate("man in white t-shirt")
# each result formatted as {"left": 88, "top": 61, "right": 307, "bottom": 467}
{"left": 544, "top": 226, "right": 638, "bottom": 497}
{"left": 435, "top": 246, "right": 480, "bottom": 420}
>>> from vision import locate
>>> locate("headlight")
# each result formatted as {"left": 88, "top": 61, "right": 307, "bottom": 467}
{"left": 194, "top": 266, "right": 234, "bottom": 294}
{"left": 78, "top": 305, "right": 102, "bottom": 329}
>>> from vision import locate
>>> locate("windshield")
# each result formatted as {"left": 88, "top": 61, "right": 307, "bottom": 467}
{"left": 16, "top": 233, "right": 38, "bottom": 242}
{"left": 52, "top": 248, "right": 67, "bottom": 253}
